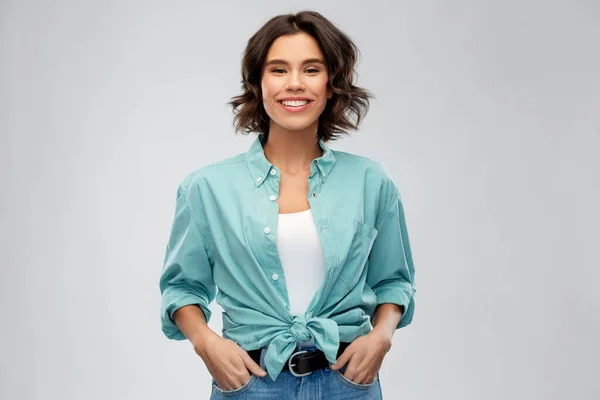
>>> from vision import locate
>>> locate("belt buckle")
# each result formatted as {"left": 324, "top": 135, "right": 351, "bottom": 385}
{"left": 288, "top": 350, "right": 312, "bottom": 377}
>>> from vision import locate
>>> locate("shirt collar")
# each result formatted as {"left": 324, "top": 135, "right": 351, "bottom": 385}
{"left": 246, "top": 134, "right": 336, "bottom": 187}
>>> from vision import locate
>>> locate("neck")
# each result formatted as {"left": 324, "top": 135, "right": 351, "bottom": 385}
{"left": 262, "top": 122, "right": 323, "bottom": 175}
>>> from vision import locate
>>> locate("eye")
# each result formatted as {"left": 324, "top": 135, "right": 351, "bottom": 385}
{"left": 306, "top": 68, "right": 320, "bottom": 73}
{"left": 272, "top": 68, "right": 286, "bottom": 74}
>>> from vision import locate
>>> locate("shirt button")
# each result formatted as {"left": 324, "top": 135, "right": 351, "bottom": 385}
{"left": 264, "top": 227, "right": 271, "bottom": 234}
{"left": 270, "top": 169, "right": 277, "bottom": 175}
{"left": 322, "top": 172, "right": 326, "bottom": 177}
{"left": 256, "top": 177, "right": 262, "bottom": 182}
{"left": 272, "top": 273, "right": 279, "bottom": 280}
{"left": 269, "top": 195, "right": 277, "bottom": 201}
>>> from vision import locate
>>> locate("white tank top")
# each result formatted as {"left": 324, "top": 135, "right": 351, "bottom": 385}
{"left": 276, "top": 208, "right": 325, "bottom": 347}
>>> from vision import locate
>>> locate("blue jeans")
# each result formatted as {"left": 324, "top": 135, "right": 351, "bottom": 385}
{"left": 210, "top": 344, "right": 383, "bottom": 399}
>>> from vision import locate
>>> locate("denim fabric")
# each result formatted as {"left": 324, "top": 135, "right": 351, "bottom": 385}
{"left": 210, "top": 345, "right": 383, "bottom": 399}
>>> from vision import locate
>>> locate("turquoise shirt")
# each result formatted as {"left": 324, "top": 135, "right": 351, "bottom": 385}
{"left": 159, "top": 135, "right": 417, "bottom": 382}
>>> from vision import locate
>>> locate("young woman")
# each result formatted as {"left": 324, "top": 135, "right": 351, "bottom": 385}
{"left": 159, "top": 10, "right": 416, "bottom": 399}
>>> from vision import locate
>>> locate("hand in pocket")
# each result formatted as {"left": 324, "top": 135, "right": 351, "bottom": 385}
{"left": 195, "top": 335, "right": 267, "bottom": 391}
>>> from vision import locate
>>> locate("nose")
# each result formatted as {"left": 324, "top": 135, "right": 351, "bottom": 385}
{"left": 285, "top": 71, "right": 305, "bottom": 91}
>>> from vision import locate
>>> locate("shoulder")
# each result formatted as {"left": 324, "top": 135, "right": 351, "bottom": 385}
{"left": 332, "top": 149, "right": 399, "bottom": 191}
{"left": 332, "top": 149, "right": 404, "bottom": 223}
{"left": 177, "top": 152, "right": 247, "bottom": 193}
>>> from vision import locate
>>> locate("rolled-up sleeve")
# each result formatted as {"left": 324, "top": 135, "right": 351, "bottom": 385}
{"left": 367, "top": 184, "right": 416, "bottom": 329}
{"left": 159, "top": 183, "right": 216, "bottom": 340}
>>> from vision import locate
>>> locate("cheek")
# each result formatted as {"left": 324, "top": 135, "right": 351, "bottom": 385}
{"left": 314, "top": 78, "right": 330, "bottom": 96}
{"left": 260, "top": 83, "right": 268, "bottom": 101}
{"left": 261, "top": 78, "right": 277, "bottom": 99}
{"left": 260, "top": 81, "right": 277, "bottom": 119}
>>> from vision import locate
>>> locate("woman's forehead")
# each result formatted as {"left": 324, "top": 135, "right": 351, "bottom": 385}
{"left": 265, "top": 32, "right": 324, "bottom": 61}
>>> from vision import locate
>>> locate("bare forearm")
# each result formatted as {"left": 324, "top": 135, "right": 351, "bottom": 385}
{"left": 172, "top": 305, "right": 218, "bottom": 349}
{"left": 372, "top": 303, "right": 403, "bottom": 340}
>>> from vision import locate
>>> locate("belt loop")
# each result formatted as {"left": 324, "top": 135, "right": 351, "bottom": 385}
{"left": 259, "top": 347, "right": 265, "bottom": 369}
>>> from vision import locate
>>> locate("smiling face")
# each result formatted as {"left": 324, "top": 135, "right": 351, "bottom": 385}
{"left": 260, "top": 32, "right": 332, "bottom": 135}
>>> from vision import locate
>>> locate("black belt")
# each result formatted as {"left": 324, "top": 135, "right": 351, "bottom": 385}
{"left": 248, "top": 342, "right": 351, "bottom": 377}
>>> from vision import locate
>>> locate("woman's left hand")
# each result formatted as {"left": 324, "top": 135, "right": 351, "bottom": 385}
{"left": 329, "top": 329, "right": 392, "bottom": 384}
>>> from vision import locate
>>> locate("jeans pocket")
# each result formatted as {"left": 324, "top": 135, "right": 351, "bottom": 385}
{"left": 212, "top": 374, "right": 257, "bottom": 396}
{"left": 332, "top": 368, "right": 379, "bottom": 390}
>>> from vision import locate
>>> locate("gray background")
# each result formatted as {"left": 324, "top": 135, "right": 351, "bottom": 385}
{"left": 1, "top": 0, "right": 599, "bottom": 399}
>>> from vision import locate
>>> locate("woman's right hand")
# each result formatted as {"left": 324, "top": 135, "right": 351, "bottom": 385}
{"left": 194, "top": 333, "right": 268, "bottom": 391}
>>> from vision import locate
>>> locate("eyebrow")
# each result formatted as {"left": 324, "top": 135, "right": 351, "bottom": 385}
{"left": 264, "top": 58, "right": 326, "bottom": 67}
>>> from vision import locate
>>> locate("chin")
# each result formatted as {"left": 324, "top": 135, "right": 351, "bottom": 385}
{"left": 274, "top": 119, "right": 319, "bottom": 133}
{"left": 281, "top": 125, "right": 313, "bottom": 132}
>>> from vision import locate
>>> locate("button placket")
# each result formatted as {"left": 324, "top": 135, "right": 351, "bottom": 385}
{"left": 262, "top": 176, "right": 284, "bottom": 292}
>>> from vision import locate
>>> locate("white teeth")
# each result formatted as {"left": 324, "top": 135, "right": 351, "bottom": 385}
{"left": 281, "top": 100, "right": 309, "bottom": 107}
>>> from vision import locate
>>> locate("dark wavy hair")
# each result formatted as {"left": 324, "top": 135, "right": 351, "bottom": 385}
{"left": 228, "top": 10, "right": 374, "bottom": 142}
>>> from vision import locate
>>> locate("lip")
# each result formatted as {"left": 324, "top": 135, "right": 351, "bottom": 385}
{"left": 277, "top": 99, "right": 313, "bottom": 113}
{"left": 278, "top": 97, "right": 312, "bottom": 101}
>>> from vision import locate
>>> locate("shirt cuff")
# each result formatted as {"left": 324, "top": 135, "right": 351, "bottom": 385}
{"left": 373, "top": 281, "right": 415, "bottom": 329}
{"left": 161, "top": 286, "right": 212, "bottom": 340}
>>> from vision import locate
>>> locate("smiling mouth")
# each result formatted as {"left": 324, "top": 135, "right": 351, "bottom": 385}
{"left": 278, "top": 100, "right": 312, "bottom": 107}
